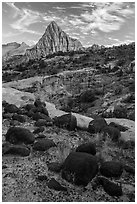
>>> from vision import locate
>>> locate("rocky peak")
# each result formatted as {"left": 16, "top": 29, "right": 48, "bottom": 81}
{"left": 24, "top": 21, "right": 83, "bottom": 60}
{"left": 20, "top": 42, "right": 28, "bottom": 47}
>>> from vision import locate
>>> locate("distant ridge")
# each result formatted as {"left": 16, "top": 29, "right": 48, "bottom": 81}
{"left": 2, "top": 42, "right": 30, "bottom": 60}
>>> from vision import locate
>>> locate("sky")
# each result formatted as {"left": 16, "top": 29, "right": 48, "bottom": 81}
{"left": 2, "top": 2, "right": 135, "bottom": 47}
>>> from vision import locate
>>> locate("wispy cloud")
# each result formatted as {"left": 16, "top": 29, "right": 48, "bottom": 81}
{"left": 11, "top": 8, "right": 42, "bottom": 35}
{"left": 80, "top": 2, "right": 134, "bottom": 33}
{"left": 6, "top": 3, "right": 42, "bottom": 35}
{"left": 5, "top": 2, "right": 20, "bottom": 18}
{"left": 3, "top": 31, "right": 21, "bottom": 38}
{"left": 53, "top": 6, "right": 66, "bottom": 10}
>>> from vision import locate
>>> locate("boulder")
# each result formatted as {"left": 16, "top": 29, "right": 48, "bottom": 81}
{"left": 76, "top": 142, "right": 96, "bottom": 155}
{"left": 2, "top": 143, "right": 30, "bottom": 157}
{"left": 36, "top": 175, "right": 48, "bottom": 181}
{"left": 33, "top": 127, "right": 45, "bottom": 134}
{"left": 35, "top": 119, "right": 53, "bottom": 127}
{"left": 61, "top": 152, "right": 98, "bottom": 186}
{"left": 36, "top": 106, "right": 49, "bottom": 116}
{"left": 102, "top": 126, "right": 121, "bottom": 142}
{"left": 98, "top": 176, "right": 123, "bottom": 197}
{"left": 88, "top": 117, "right": 107, "bottom": 134}
{"left": 100, "top": 161, "right": 123, "bottom": 178}
{"left": 4, "top": 103, "right": 19, "bottom": 113}
{"left": 47, "top": 178, "right": 67, "bottom": 191}
{"left": 5, "top": 127, "right": 35, "bottom": 144}
{"left": 3, "top": 113, "right": 13, "bottom": 119}
{"left": 33, "top": 138, "right": 56, "bottom": 151}
{"left": 12, "top": 114, "right": 26, "bottom": 123}
{"left": 10, "top": 120, "right": 21, "bottom": 126}
{"left": 32, "top": 112, "right": 51, "bottom": 121}
{"left": 53, "top": 113, "right": 77, "bottom": 131}
{"left": 24, "top": 103, "right": 36, "bottom": 111}
{"left": 34, "top": 98, "right": 46, "bottom": 107}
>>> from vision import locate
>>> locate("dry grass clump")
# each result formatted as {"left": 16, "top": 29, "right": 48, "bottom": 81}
{"left": 55, "top": 142, "right": 72, "bottom": 163}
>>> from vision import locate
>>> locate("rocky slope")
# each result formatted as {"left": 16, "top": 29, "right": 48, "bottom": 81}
{"left": 24, "top": 21, "right": 83, "bottom": 60}
{"left": 2, "top": 88, "right": 135, "bottom": 201}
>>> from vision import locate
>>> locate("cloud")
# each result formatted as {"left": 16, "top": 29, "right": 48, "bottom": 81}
{"left": 53, "top": 6, "right": 66, "bottom": 10}
{"left": 43, "top": 15, "right": 61, "bottom": 22}
{"left": 69, "top": 18, "right": 86, "bottom": 26}
{"left": 2, "top": 31, "right": 21, "bottom": 38}
{"left": 5, "top": 2, "right": 20, "bottom": 18}
{"left": 80, "top": 2, "right": 134, "bottom": 33}
{"left": 9, "top": 4, "right": 43, "bottom": 35}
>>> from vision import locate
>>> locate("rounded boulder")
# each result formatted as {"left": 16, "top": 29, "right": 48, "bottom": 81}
{"left": 100, "top": 161, "right": 123, "bottom": 178}
{"left": 88, "top": 117, "right": 107, "bottom": 134}
{"left": 61, "top": 152, "right": 98, "bottom": 186}
{"left": 76, "top": 142, "right": 96, "bottom": 155}
{"left": 5, "top": 127, "right": 35, "bottom": 144}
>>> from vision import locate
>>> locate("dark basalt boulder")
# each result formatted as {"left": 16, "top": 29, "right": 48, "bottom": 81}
{"left": 10, "top": 120, "right": 21, "bottom": 126}
{"left": 36, "top": 106, "right": 49, "bottom": 116}
{"left": 76, "top": 142, "right": 96, "bottom": 155}
{"left": 2, "top": 100, "right": 9, "bottom": 107}
{"left": 5, "top": 127, "right": 35, "bottom": 144}
{"left": 27, "top": 110, "right": 35, "bottom": 118}
{"left": 4, "top": 103, "right": 19, "bottom": 113}
{"left": 36, "top": 175, "right": 48, "bottom": 181}
{"left": 47, "top": 178, "right": 67, "bottom": 191}
{"left": 109, "top": 122, "right": 128, "bottom": 132}
{"left": 33, "top": 127, "right": 45, "bottom": 134}
{"left": 61, "top": 152, "right": 98, "bottom": 186}
{"left": 47, "top": 162, "right": 63, "bottom": 173}
{"left": 88, "top": 117, "right": 107, "bottom": 134}
{"left": 3, "top": 113, "right": 13, "bottom": 119}
{"left": 102, "top": 126, "right": 121, "bottom": 142}
{"left": 32, "top": 112, "right": 50, "bottom": 121}
{"left": 24, "top": 103, "right": 36, "bottom": 111}
{"left": 12, "top": 114, "right": 26, "bottom": 123}
{"left": 100, "top": 161, "right": 123, "bottom": 178}
{"left": 53, "top": 113, "right": 77, "bottom": 131}
{"left": 3, "top": 143, "right": 30, "bottom": 157}
{"left": 33, "top": 138, "right": 56, "bottom": 151}
{"left": 34, "top": 98, "right": 46, "bottom": 108}
{"left": 98, "top": 176, "right": 123, "bottom": 197}
{"left": 35, "top": 119, "right": 53, "bottom": 127}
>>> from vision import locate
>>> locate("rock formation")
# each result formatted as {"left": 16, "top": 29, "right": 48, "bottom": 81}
{"left": 24, "top": 21, "right": 83, "bottom": 60}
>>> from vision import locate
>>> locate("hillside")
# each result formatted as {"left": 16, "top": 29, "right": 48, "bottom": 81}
{"left": 2, "top": 20, "right": 135, "bottom": 202}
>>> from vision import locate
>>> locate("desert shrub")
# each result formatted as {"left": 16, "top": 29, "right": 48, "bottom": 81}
{"left": 113, "top": 105, "right": 127, "bottom": 118}
{"left": 129, "top": 82, "right": 135, "bottom": 92}
{"left": 114, "top": 86, "right": 122, "bottom": 95}
{"left": 56, "top": 142, "right": 72, "bottom": 163}
{"left": 80, "top": 89, "right": 96, "bottom": 103}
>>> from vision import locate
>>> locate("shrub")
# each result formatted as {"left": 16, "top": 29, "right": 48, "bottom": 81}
{"left": 80, "top": 89, "right": 96, "bottom": 103}
{"left": 113, "top": 105, "right": 127, "bottom": 118}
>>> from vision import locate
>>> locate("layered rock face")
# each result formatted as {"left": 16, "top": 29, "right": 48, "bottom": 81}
{"left": 25, "top": 21, "right": 83, "bottom": 60}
